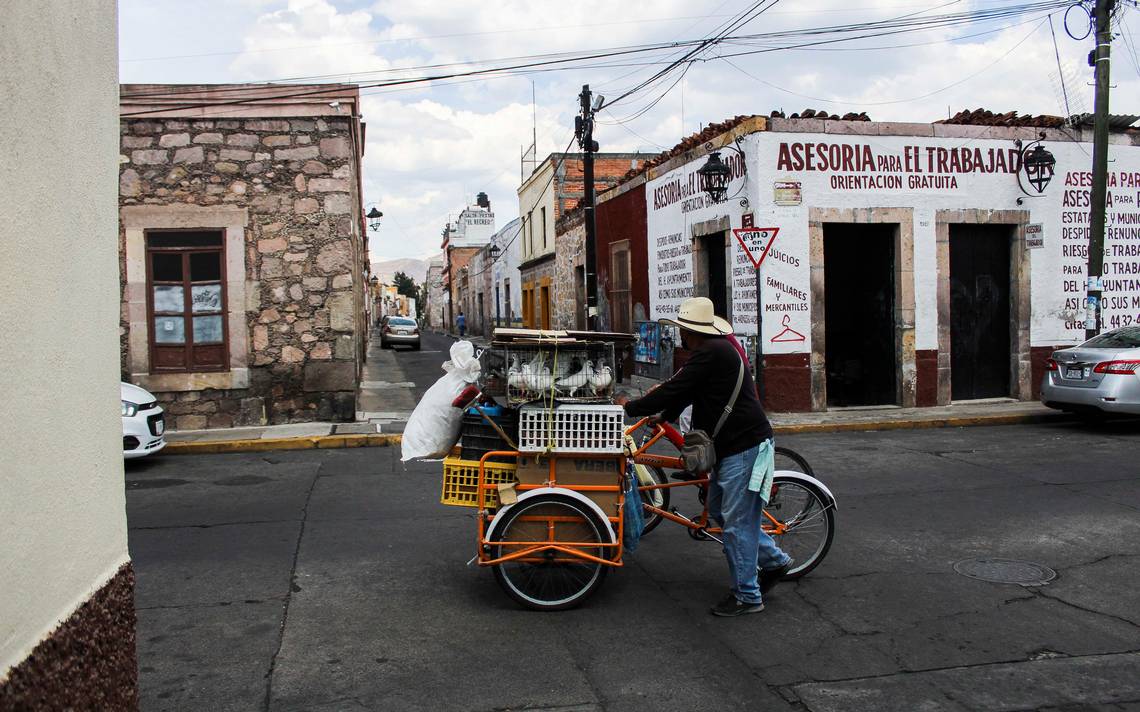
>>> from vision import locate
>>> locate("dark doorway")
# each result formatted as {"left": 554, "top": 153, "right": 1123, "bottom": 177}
{"left": 950, "top": 225, "right": 1011, "bottom": 400}
{"left": 699, "top": 232, "right": 729, "bottom": 318}
{"left": 823, "top": 224, "right": 896, "bottom": 406}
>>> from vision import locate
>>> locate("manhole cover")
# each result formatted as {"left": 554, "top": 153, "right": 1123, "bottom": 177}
{"left": 953, "top": 558, "right": 1057, "bottom": 586}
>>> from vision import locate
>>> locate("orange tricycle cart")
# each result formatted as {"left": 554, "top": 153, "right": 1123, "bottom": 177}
{"left": 441, "top": 329, "right": 633, "bottom": 610}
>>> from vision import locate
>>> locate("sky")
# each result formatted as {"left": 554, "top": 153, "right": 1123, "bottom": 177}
{"left": 118, "top": 0, "right": 1140, "bottom": 266}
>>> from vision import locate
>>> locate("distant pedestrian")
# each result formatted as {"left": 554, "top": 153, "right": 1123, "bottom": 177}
{"left": 457, "top": 311, "right": 466, "bottom": 337}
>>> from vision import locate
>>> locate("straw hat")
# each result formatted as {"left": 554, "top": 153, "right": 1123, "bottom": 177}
{"left": 659, "top": 297, "right": 733, "bottom": 336}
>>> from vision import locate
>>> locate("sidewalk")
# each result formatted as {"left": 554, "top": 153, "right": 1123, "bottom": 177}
{"left": 164, "top": 397, "right": 1073, "bottom": 455}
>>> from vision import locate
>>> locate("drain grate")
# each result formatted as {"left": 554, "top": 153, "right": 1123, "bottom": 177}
{"left": 953, "top": 558, "right": 1057, "bottom": 586}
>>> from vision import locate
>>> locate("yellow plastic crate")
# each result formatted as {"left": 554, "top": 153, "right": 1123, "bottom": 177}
{"left": 441, "top": 457, "right": 518, "bottom": 508}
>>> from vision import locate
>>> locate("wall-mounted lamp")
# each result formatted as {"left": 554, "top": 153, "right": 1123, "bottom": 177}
{"left": 697, "top": 151, "right": 732, "bottom": 203}
{"left": 1014, "top": 132, "right": 1056, "bottom": 203}
{"left": 366, "top": 207, "right": 383, "bottom": 231}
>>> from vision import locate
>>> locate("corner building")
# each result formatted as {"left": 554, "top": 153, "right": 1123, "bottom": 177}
{"left": 594, "top": 113, "right": 1140, "bottom": 412}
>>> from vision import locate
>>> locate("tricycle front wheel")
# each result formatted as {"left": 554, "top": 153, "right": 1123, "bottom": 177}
{"left": 490, "top": 494, "right": 612, "bottom": 611}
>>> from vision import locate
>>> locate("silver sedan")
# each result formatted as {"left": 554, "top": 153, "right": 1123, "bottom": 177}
{"left": 1041, "top": 326, "right": 1140, "bottom": 416}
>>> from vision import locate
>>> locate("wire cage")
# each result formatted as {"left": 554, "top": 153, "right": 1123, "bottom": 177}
{"left": 502, "top": 342, "right": 616, "bottom": 405}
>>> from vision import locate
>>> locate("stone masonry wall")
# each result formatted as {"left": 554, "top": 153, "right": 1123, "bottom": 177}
{"left": 119, "top": 116, "right": 362, "bottom": 426}
{"left": 553, "top": 219, "right": 585, "bottom": 330}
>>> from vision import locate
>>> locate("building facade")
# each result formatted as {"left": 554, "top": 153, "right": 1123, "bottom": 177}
{"left": 517, "top": 153, "right": 646, "bottom": 329}
{"left": 596, "top": 113, "right": 1140, "bottom": 412}
{"left": 1, "top": 2, "right": 137, "bottom": 707}
{"left": 118, "top": 84, "right": 370, "bottom": 426}
{"left": 490, "top": 217, "right": 524, "bottom": 329}
{"left": 424, "top": 256, "right": 446, "bottom": 331}
{"left": 442, "top": 194, "right": 494, "bottom": 334}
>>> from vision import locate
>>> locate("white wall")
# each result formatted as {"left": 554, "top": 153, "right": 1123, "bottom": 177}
{"left": 491, "top": 217, "right": 524, "bottom": 324}
{"left": 646, "top": 129, "right": 1140, "bottom": 354}
{"left": 0, "top": 1, "right": 129, "bottom": 677}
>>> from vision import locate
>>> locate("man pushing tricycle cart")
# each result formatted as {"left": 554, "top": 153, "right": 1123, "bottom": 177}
{"left": 401, "top": 297, "right": 837, "bottom": 613}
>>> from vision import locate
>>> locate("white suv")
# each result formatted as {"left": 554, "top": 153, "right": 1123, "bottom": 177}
{"left": 122, "top": 382, "right": 166, "bottom": 459}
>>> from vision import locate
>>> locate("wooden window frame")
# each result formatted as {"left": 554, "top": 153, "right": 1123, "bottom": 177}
{"left": 145, "top": 229, "right": 230, "bottom": 374}
{"left": 609, "top": 239, "right": 632, "bottom": 334}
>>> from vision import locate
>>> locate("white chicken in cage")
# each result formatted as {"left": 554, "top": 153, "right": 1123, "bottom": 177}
{"left": 507, "top": 356, "right": 527, "bottom": 394}
{"left": 589, "top": 364, "right": 613, "bottom": 395}
{"left": 555, "top": 360, "right": 594, "bottom": 397}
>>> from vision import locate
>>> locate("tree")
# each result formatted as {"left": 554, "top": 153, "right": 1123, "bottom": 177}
{"left": 392, "top": 271, "right": 423, "bottom": 318}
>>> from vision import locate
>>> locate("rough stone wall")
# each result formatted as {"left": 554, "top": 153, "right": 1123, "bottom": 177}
{"left": 118, "top": 116, "right": 362, "bottom": 426}
{"left": 553, "top": 219, "right": 585, "bottom": 329}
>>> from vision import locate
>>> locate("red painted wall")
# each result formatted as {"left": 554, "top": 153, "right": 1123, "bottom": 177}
{"left": 595, "top": 183, "right": 649, "bottom": 329}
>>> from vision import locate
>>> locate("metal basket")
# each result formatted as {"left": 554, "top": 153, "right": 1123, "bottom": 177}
{"left": 503, "top": 342, "right": 616, "bottom": 405}
{"left": 518, "top": 404, "right": 626, "bottom": 454}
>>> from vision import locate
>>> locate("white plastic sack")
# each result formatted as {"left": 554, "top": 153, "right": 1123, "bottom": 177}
{"left": 401, "top": 340, "right": 482, "bottom": 461}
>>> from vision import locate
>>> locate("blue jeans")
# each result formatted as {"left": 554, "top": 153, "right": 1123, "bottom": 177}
{"left": 708, "top": 442, "right": 791, "bottom": 604}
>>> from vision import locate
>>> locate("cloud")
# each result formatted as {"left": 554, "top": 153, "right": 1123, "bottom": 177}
{"left": 119, "top": 0, "right": 1140, "bottom": 262}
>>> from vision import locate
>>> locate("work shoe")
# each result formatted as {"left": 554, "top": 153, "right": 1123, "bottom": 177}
{"left": 710, "top": 593, "right": 765, "bottom": 617}
{"left": 760, "top": 558, "right": 794, "bottom": 596}
{"left": 670, "top": 470, "right": 700, "bottom": 481}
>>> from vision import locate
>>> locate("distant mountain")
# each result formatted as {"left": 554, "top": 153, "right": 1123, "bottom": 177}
{"left": 372, "top": 257, "right": 430, "bottom": 285}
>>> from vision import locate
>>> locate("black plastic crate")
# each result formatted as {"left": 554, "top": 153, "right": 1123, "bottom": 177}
{"left": 459, "top": 408, "right": 519, "bottom": 463}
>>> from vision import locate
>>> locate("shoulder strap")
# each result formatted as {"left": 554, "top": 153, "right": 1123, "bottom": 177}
{"left": 712, "top": 354, "right": 745, "bottom": 438}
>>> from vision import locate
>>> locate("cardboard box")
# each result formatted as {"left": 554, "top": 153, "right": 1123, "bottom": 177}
{"left": 516, "top": 454, "right": 624, "bottom": 519}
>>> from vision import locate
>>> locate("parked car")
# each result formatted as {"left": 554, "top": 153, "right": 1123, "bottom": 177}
{"left": 381, "top": 316, "right": 421, "bottom": 350}
{"left": 1041, "top": 326, "right": 1140, "bottom": 416}
{"left": 122, "top": 381, "right": 166, "bottom": 459}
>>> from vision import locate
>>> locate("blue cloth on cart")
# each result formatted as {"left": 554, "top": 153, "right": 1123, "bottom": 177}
{"left": 622, "top": 464, "right": 645, "bottom": 552}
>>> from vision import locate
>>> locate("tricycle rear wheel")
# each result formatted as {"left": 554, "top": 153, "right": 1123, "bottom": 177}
{"left": 490, "top": 494, "right": 612, "bottom": 611}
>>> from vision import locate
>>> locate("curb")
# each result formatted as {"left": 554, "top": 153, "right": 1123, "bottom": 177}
{"left": 163, "top": 432, "right": 402, "bottom": 455}
{"left": 771, "top": 410, "right": 1069, "bottom": 435}
{"left": 160, "top": 410, "right": 1069, "bottom": 455}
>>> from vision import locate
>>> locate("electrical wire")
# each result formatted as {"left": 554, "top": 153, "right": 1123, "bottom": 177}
{"left": 719, "top": 17, "right": 1049, "bottom": 106}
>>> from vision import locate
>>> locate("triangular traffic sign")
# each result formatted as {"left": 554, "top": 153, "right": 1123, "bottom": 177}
{"left": 732, "top": 227, "right": 780, "bottom": 269}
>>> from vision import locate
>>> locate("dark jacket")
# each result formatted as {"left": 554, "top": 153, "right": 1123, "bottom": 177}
{"left": 624, "top": 336, "right": 772, "bottom": 460}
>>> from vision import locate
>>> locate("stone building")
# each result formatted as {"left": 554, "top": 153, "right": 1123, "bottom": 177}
{"left": 424, "top": 256, "right": 446, "bottom": 331}
{"left": 118, "top": 84, "right": 370, "bottom": 427}
{"left": 489, "top": 217, "right": 523, "bottom": 329}
{"left": 517, "top": 153, "right": 646, "bottom": 329}
{"left": 553, "top": 212, "right": 587, "bottom": 329}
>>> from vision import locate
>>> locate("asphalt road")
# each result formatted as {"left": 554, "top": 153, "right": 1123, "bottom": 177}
{"left": 125, "top": 332, "right": 1140, "bottom": 711}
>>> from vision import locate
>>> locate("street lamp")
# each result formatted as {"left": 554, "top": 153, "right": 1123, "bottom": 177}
{"left": 697, "top": 151, "right": 732, "bottom": 203}
{"left": 488, "top": 242, "right": 502, "bottom": 261}
{"left": 366, "top": 207, "right": 383, "bottom": 231}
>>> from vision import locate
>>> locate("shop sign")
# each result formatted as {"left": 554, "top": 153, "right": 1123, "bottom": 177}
{"left": 773, "top": 180, "right": 802, "bottom": 206}
{"left": 1025, "top": 223, "right": 1044, "bottom": 249}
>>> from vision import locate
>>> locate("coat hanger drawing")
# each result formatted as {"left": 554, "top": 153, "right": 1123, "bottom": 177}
{"left": 770, "top": 314, "right": 806, "bottom": 343}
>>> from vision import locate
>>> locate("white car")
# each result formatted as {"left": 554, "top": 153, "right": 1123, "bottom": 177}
{"left": 122, "top": 382, "right": 166, "bottom": 459}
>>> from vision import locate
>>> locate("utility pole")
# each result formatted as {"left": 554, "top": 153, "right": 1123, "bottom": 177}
{"left": 577, "top": 84, "right": 600, "bottom": 331}
{"left": 1086, "top": 0, "right": 1115, "bottom": 339}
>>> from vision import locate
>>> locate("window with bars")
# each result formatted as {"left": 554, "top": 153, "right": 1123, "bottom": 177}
{"left": 146, "top": 230, "right": 228, "bottom": 372}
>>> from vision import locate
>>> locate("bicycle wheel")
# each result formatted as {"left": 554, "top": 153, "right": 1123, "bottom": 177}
{"left": 774, "top": 446, "right": 815, "bottom": 478}
{"left": 637, "top": 465, "right": 671, "bottom": 535}
{"left": 763, "top": 475, "right": 835, "bottom": 579}
{"left": 490, "top": 494, "right": 611, "bottom": 611}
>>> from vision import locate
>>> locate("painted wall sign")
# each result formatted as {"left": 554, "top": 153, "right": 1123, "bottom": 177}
{"left": 646, "top": 131, "right": 1140, "bottom": 355}
{"left": 1025, "top": 223, "right": 1044, "bottom": 249}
